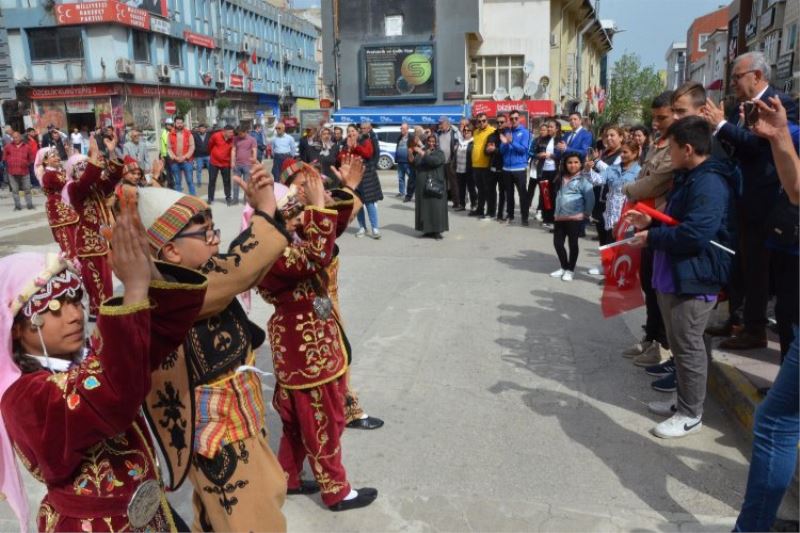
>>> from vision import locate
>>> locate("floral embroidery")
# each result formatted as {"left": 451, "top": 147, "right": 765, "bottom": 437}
{"left": 37, "top": 502, "right": 60, "bottom": 533}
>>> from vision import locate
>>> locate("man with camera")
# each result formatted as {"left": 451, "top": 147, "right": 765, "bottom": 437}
{"left": 41, "top": 125, "right": 68, "bottom": 160}
{"left": 702, "top": 51, "right": 798, "bottom": 353}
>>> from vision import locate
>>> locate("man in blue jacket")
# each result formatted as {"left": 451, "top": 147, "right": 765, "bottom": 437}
{"left": 557, "top": 112, "right": 593, "bottom": 158}
{"left": 499, "top": 110, "right": 532, "bottom": 225}
{"left": 626, "top": 116, "right": 737, "bottom": 439}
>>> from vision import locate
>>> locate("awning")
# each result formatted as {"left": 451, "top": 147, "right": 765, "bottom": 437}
{"left": 706, "top": 79, "right": 724, "bottom": 90}
{"left": 332, "top": 105, "right": 467, "bottom": 125}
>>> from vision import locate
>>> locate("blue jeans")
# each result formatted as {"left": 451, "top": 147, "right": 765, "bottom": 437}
{"left": 406, "top": 166, "right": 416, "bottom": 199}
{"left": 356, "top": 202, "right": 379, "bottom": 231}
{"left": 735, "top": 325, "right": 799, "bottom": 532}
{"left": 232, "top": 165, "right": 251, "bottom": 203}
{"left": 194, "top": 156, "right": 210, "bottom": 186}
{"left": 396, "top": 162, "right": 412, "bottom": 196}
{"left": 171, "top": 161, "right": 196, "bottom": 195}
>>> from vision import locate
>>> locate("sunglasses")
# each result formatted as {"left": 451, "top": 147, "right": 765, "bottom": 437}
{"left": 479, "top": 119, "right": 487, "bottom": 123}
{"left": 510, "top": 116, "right": 520, "bottom": 121}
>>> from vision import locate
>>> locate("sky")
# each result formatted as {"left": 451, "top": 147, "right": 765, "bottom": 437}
{"left": 290, "top": 0, "right": 727, "bottom": 71}
{"left": 599, "top": 0, "right": 729, "bottom": 70}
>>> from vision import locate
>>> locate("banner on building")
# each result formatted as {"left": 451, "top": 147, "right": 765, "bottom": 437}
{"left": 361, "top": 44, "right": 435, "bottom": 101}
{"left": 55, "top": 0, "right": 150, "bottom": 29}
{"left": 471, "top": 100, "right": 554, "bottom": 119}
{"left": 184, "top": 30, "right": 216, "bottom": 49}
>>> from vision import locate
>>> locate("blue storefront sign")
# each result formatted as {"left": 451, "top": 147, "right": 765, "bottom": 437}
{"left": 332, "top": 104, "right": 468, "bottom": 125}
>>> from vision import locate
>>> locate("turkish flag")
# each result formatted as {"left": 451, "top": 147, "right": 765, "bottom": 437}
{"left": 600, "top": 202, "right": 645, "bottom": 318}
{"left": 251, "top": 50, "right": 257, "bottom": 64}
{"left": 600, "top": 241, "right": 645, "bottom": 318}
{"left": 238, "top": 59, "right": 249, "bottom": 75}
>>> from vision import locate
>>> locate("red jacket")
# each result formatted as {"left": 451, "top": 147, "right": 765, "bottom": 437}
{"left": 208, "top": 131, "right": 232, "bottom": 167}
{"left": 336, "top": 137, "right": 373, "bottom": 163}
{"left": 168, "top": 129, "right": 194, "bottom": 161}
{"left": 3, "top": 141, "right": 33, "bottom": 175}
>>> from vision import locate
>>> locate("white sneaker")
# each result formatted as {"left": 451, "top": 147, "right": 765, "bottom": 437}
{"left": 535, "top": 211, "right": 543, "bottom": 222}
{"left": 652, "top": 414, "right": 702, "bottom": 439}
{"left": 355, "top": 228, "right": 366, "bottom": 238}
{"left": 561, "top": 270, "right": 574, "bottom": 282}
{"left": 648, "top": 398, "right": 678, "bottom": 417}
{"left": 622, "top": 336, "right": 652, "bottom": 358}
{"left": 371, "top": 229, "right": 381, "bottom": 240}
{"left": 550, "top": 269, "right": 565, "bottom": 278}
{"left": 588, "top": 265, "right": 604, "bottom": 276}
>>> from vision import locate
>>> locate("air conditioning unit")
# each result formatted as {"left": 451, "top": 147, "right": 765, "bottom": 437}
{"left": 157, "top": 64, "right": 170, "bottom": 79}
{"left": 242, "top": 40, "right": 251, "bottom": 53}
{"left": 469, "top": 77, "right": 479, "bottom": 94}
{"left": 216, "top": 68, "right": 225, "bottom": 84}
{"left": 297, "top": 49, "right": 304, "bottom": 59}
{"left": 550, "top": 33, "right": 558, "bottom": 47}
{"left": 469, "top": 62, "right": 478, "bottom": 77}
{"left": 283, "top": 51, "right": 292, "bottom": 62}
{"left": 115, "top": 58, "right": 134, "bottom": 76}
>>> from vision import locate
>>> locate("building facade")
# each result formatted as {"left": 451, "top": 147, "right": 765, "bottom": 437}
{"left": 320, "top": 0, "right": 612, "bottom": 124}
{"left": 665, "top": 41, "right": 687, "bottom": 90}
{"left": 685, "top": 5, "right": 730, "bottom": 87}
{"left": 0, "top": 0, "right": 317, "bottom": 137}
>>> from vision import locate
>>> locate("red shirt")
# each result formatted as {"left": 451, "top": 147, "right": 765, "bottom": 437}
{"left": 3, "top": 141, "right": 33, "bottom": 175}
{"left": 208, "top": 131, "right": 233, "bottom": 167}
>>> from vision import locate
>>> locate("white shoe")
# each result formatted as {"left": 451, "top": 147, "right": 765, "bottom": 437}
{"left": 652, "top": 414, "right": 702, "bottom": 439}
{"left": 550, "top": 269, "right": 565, "bottom": 278}
{"left": 355, "top": 228, "right": 366, "bottom": 238}
{"left": 561, "top": 270, "right": 574, "bottom": 282}
{"left": 648, "top": 398, "right": 678, "bottom": 417}
{"left": 535, "top": 211, "right": 543, "bottom": 222}
{"left": 371, "top": 229, "right": 381, "bottom": 240}
{"left": 588, "top": 265, "right": 604, "bottom": 276}
{"left": 622, "top": 336, "right": 652, "bottom": 358}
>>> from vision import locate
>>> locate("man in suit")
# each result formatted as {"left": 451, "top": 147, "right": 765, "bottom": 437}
{"left": 703, "top": 51, "right": 799, "bottom": 350}
{"left": 557, "top": 112, "right": 593, "bottom": 158}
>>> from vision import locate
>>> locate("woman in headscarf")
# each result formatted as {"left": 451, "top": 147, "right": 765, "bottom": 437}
{"left": 412, "top": 133, "right": 449, "bottom": 239}
{"left": 0, "top": 198, "right": 207, "bottom": 532}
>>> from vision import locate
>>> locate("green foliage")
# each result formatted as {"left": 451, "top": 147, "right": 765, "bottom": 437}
{"left": 596, "top": 53, "right": 665, "bottom": 131}
{"left": 215, "top": 97, "right": 232, "bottom": 113}
{"left": 175, "top": 98, "right": 193, "bottom": 119}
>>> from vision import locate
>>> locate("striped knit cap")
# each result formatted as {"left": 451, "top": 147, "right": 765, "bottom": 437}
{"left": 279, "top": 159, "right": 304, "bottom": 185}
{"left": 137, "top": 187, "right": 210, "bottom": 250}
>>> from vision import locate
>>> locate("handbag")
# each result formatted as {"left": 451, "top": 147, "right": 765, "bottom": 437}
{"left": 423, "top": 176, "right": 444, "bottom": 199}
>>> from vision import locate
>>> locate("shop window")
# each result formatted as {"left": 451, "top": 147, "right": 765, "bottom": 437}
{"left": 133, "top": 30, "right": 150, "bottom": 62}
{"left": 29, "top": 27, "right": 83, "bottom": 61}
{"left": 168, "top": 37, "right": 182, "bottom": 68}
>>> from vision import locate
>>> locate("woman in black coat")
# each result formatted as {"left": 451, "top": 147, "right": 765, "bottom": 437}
{"left": 413, "top": 133, "right": 449, "bottom": 239}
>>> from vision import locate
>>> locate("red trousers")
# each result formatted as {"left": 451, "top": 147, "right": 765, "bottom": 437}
{"left": 78, "top": 255, "right": 112, "bottom": 318}
{"left": 273, "top": 377, "right": 351, "bottom": 506}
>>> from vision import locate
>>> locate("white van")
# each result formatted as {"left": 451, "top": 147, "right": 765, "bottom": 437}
{"left": 330, "top": 123, "right": 402, "bottom": 170}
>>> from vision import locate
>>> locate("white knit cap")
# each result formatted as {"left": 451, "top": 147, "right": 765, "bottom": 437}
{"left": 136, "top": 188, "right": 209, "bottom": 250}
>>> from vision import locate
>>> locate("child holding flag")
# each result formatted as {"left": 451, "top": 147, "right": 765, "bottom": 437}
{"left": 625, "top": 116, "right": 736, "bottom": 439}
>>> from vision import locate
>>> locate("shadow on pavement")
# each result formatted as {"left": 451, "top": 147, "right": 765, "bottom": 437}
{"left": 381, "top": 223, "right": 421, "bottom": 238}
{"left": 489, "top": 282, "right": 749, "bottom": 524}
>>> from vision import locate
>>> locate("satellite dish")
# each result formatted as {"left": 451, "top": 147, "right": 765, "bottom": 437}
{"left": 524, "top": 80, "right": 538, "bottom": 96}
{"left": 539, "top": 75, "right": 551, "bottom": 88}
{"left": 523, "top": 61, "right": 535, "bottom": 75}
{"left": 492, "top": 86, "right": 508, "bottom": 101}
{"left": 509, "top": 86, "right": 524, "bottom": 101}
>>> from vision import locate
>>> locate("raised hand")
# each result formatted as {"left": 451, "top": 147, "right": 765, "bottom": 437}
{"left": 304, "top": 170, "right": 326, "bottom": 208}
{"left": 104, "top": 132, "right": 118, "bottom": 159}
{"left": 237, "top": 162, "right": 276, "bottom": 216}
{"left": 110, "top": 190, "right": 152, "bottom": 305}
{"left": 702, "top": 98, "right": 725, "bottom": 126}
{"left": 331, "top": 154, "right": 364, "bottom": 190}
{"left": 749, "top": 96, "right": 789, "bottom": 140}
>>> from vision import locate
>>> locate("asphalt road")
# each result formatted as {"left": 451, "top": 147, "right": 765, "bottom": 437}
{"left": 0, "top": 170, "right": 760, "bottom": 532}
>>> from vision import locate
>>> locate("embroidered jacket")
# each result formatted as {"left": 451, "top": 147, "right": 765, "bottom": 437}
{"left": 1, "top": 264, "right": 207, "bottom": 532}
{"left": 42, "top": 168, "right": 80, "bottom": 258}
{"left": 68, "top": 159, "right": 122, "bottom": 259}
{"left": 257, "top": 206, "right": 345, "bottom": 389}
{"left": 144, "top": 213, "right": 290, "bottom": 489}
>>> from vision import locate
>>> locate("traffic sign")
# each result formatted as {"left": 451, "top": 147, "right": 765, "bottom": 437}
{"left": 164, "top": 101, "right": 176, "bottom": 115}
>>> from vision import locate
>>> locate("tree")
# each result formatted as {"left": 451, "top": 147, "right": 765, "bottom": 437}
{"left": 596, "top": 53, "right": 665, "bottom": 131}
{"left": 175, "top": 99, "right": 193, "bottom": 120}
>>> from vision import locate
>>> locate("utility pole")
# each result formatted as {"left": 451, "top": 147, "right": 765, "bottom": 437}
{"left": 278, "top": 12, "right": 285, "bottom": 106}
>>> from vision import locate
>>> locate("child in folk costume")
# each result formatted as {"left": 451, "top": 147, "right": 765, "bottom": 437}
{"left": 39, "top": 147, "right": 78, "bottom": 258}
{"left": 43, "top": 136, "right": 125, "bottom": 319}
{"left": 0, "top": 199, "right": 208, "bottom": 532}
{"left": 137, "top": 167, "right": 291, "bottom": 532}
{"left": 254, "top": 162, "right": 378, "bottom": 511}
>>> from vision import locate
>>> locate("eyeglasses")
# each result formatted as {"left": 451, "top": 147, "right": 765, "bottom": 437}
{"left": 510, "top": 116, "right": 520, "bottom": 121}
{"left": 731, "top": 69, "right": 757, "bottom": 83}
{"left": 175, "top": 226, "right": 220, "bottom": 244}
{"left": 478, "top": 119, "right": 487, "bottom": 123}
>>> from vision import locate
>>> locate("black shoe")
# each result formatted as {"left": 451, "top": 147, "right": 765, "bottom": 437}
{"left": 287, "top": 479, "right": 320, "bottom": 495}
{"left": 521, "top": 219, "right": 530, "bottom": 226}
{"left": 328, "top": 488, "right": 378, "bottom": 512}
{"left": 468, "top": 210, "right": 482, "bottom": 217}
{"left": 225, "top": 199, "right": 232, "bottom": 206}
{"left": 26, "top": 205, "right": 34, "bottom": 210}
{"left": 347, "top": 416, "right": 384, "bottom": 430}
{"left": 433, "top": 233, "right": 443, "bottom": 240}
{"left": 651, "top": 373, "right": 677, "bottom": 393}
{"left": 13, "top": 206, "right": 22, "bottom": 211}
{"left": 454, "top": 206, "right": 466, "bottom": 212}
{"left": 497, "top": 216, "right": 506, "bottom": 222}
{"left": 403, "top": 197, "right": 412, "bottom": 203}
{"left": 395, "top": 193, "right": 403, "bottom": 198}
{"left": 645, "top": 357, "right": 675, "bottom": 377}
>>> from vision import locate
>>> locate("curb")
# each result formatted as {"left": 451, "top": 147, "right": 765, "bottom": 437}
{"left": 707, "top": 356, "right": 760, "bottom": 437}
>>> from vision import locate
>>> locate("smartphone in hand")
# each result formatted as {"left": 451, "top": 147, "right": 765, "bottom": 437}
{"left": 743, "top": 101, "right": 759, "bottom": 128}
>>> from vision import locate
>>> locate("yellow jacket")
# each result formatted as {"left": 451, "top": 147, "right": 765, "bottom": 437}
{"left": 471, "top": 125, "right": 495, "bottom": 169}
